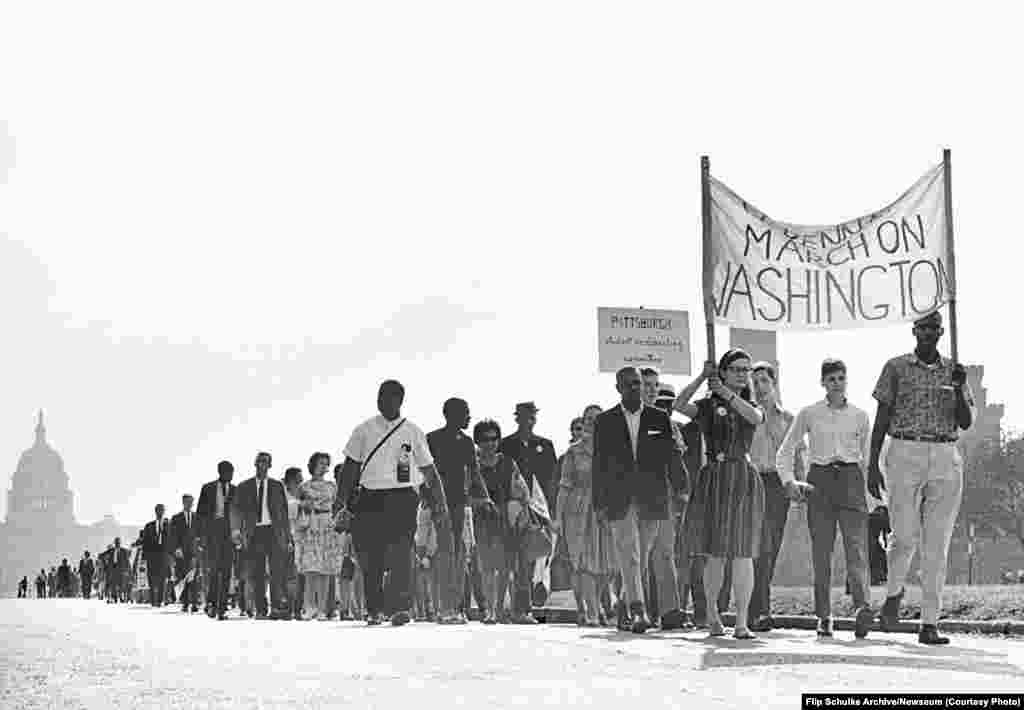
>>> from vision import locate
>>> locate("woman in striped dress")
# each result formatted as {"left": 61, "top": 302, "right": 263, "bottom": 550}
{"left": 674, "top": 348, "right": 765, "bottom": 639}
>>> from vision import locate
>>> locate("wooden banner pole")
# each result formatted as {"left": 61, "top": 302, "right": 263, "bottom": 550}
{"left": 943, "top": 148, "right": 959, "bottom": 364}
{"left": 701, "top": 155, "right": 716, "bottom": 364}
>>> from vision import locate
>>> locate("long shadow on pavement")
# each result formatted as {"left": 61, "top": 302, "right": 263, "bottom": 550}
{"left": 674, "top": 633, "right": 1024, "bottom": 677}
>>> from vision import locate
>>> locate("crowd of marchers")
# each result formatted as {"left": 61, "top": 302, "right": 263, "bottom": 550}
{"left": 18, "top": 310, "right": 975, "bottom": 646}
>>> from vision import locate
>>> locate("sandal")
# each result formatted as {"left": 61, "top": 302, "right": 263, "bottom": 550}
{"left": 707, "top": 619, "right": 726, "bottom": 637}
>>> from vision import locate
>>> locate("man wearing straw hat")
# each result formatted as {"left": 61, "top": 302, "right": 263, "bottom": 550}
{"left": 868, "top": 309, "right": 974, "bottom": 645}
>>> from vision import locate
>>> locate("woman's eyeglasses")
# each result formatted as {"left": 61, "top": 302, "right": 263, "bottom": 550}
{"left": 478, "top": 435, "right": 498, "bottom": 443}
{"left": 727, "top": 366, "right": 751, "bottom": 374}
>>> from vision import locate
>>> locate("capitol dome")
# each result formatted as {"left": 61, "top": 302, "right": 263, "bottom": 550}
{"left": 5, "top": 411, "right": 75, "bottom": 526}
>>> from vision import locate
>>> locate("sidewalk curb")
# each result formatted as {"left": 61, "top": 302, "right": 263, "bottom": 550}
{"left": 527, "top": 608, "right": 1024, "bottom": 635}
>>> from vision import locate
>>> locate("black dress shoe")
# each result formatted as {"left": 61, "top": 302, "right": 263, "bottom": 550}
{"left": 749, "top": 615, "right": 773, "bottom": 632}
{"left": 659, "top": 609, "right": 687, "bottom": 631}
{"left": 628, "top": 603, "right": 651, "bottom": 634}
{"left": 854, "top": 605, "right": 874, "bottom": 639}
{"left": 878, "top": 588, "right": 904, "bottom": 631}
{"left": 216, "top": 612, "right": 227, "bottom": 621}
{"left": 918, "top": 625, "right": 950, "bottom": 645}
{"left": 390, "top": 610, "right": 411, "bottom": 627}
{"left": 816, "top": 617, "right": 833, "bottom": 638}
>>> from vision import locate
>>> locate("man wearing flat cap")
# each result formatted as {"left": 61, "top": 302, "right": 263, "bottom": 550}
{"left": 868, "top": 309, "right": 975, "bottom": 645}
{"left": 500, "top": 401, "right": 558, "bottom": 608}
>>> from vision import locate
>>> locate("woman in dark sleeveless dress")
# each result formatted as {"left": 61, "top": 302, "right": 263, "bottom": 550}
{"left": 674, "top": 348, "right": 765, "bottom": 639}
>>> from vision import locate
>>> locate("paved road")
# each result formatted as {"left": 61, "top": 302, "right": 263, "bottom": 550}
{"left": 2, "top": 600, "right": 1023, "bottom": 709}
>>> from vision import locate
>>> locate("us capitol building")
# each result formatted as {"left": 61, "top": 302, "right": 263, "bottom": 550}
{"left": 0, "top": 412, "right": 139, "bottom": 593}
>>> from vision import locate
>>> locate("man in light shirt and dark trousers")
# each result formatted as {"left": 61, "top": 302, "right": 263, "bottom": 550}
{"left": 778, "top": 358, "right": 874, "bottom": 639}
{"left": 335, "top": 380, "right": 450, "bottom": 627}
{"left": 747, "top": 362, "right": 804, "bottom": 633}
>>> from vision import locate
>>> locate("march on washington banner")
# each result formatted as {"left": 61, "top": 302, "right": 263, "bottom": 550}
{"left": 706, "top": 163, "right": 952, "bottom": 330}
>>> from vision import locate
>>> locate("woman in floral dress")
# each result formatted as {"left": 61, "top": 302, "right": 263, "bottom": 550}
{"left": 553, "top": 404, "right": 616, "bottom": 626}
{"left": 296, "top": 452, "right": 344, "bottom": 620}
{"left": 674, "top": 348, "right": 765, "bottom": 639}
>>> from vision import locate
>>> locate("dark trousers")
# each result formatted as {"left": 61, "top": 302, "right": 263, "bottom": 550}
{"left": 509, "top": 531, "right": 533, "bottom": 614}
{"left": 869, "top": 541, "right": 888, "bottom": 585}
{"left": 204, "top": 519, "right": 234, "bottom": 614}
{"left": 463, "top": 551, "right": 488, "bottom": 614}
{"left": 175, "top": 556, "right": 197, "bottom": 609}
{"left": 109, "top": 575, "right": 124, "bottom": 603}
{"left": 245, "top": 525, "right": 288, "bottom": 615}
{"left": 434, "top": 506, "right": 469, "bottom": 614}
{"left": 81, "top": 575, "right": 92, "bottom": 599}
{"left": 352, "top": 488, "right": 418, "bottom": 618}
{"left": 147, "top": 559, "right": 168, "bottom": 606}
{"left": 806, "top": 463, "right": 869, "bottom": 619}
{"left": 749, "top": 471, "right": 790, "bottom": 620}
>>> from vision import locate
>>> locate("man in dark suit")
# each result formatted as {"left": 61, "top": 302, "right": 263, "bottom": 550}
{"left": 110, "top": 538, "right": 131, "bottom": 603}
{"left": 196, "top": 460, "right": 236, "bottom": 620}
{"left": 593, "top": 366, "right": 686, "bottom": 633}
{"left": 142, "top": 504, "right": 172, "bottom": 606}
{"left": 230, "top": 452, "right": 292, "bottom": 620}
{"left": 170, "top": 494, "right": 200, "bottom": 613}
{"left": 78, "top": 551, "right": 95, "bottom": 599}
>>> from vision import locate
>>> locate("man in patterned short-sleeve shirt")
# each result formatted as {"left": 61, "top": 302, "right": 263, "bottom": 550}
{"left": 867, "top": 310, "right": 975, "bottom": 645}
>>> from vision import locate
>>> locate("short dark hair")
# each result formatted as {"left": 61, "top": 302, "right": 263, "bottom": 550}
{"left": 583, "top": 404, "right": 603, "bottom": 418}
{"left": 570, "top": 416, "right": 584, "bottom": 431}
{"left": 443, "top": 397, "right": 468, "bottom": 419}
{"left": 283, "top": 467, "right": 303, "bottom": 485}
{"left": 752, "top": 361, "right": 777, "bottom": 382}
{"left": 257, "top": 451, "right": 272, "bottom": 462}
{"left": 640, "top": 367, "right": 660, "bottom": 379}
{"left": 217, "top": 460, "right": 234, "bottom": 475}
{"left": 379, "top": 380, "right": 405, "bottom": 398}
{"left": 473, "top": 419, "right": 502, "bottom": 444}
{"left": 616, "top": 366, "right": 640, "bottom": 387}
{"left": 307, "top": 452, "right": 331, "bottom": 474}
{"left": 821, "top": 358, "right": 847, "bottom": 378}
{"left": 182, "top": 493, "right": 193, "bottom": 502}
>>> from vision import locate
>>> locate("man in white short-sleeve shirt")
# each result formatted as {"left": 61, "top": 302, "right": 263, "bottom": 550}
{"left": 334, "top": 380, "right": 449, "bottom": 626}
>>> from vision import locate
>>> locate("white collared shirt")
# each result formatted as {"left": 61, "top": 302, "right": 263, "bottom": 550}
{"left": 155, "top": 518, "right": 164, "bottom": 545}
{"left": 256, "top": 476, "right": 272, "bottom": 526}
{"left": 777, "top": 398, "right": 871, "bottom": 485}
{"left": 621, "top": 403, "right": 644, "bottom": 459}
{"left": 215, "top": 482, "right": 226, "bottom": 519}
{"left": 344, "top": 415, "right": 433, "bottom": 490}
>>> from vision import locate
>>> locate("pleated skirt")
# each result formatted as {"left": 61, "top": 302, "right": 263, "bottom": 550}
{"left": 685, "top": 460, "right": 765, "bottom": 559}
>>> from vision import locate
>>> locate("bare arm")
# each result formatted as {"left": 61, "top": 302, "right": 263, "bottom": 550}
{"left": 868, "top": 403, "right": 891, "bottom": 473}
{"left": 419, "top": 464, "right": 449, "bottom": 516}
{"left": 727, "top": 393, "right": 764, "bottom": 427}
{"left": 673, "top": 370, "right": 708, "bottom": 419}
{"left": 867, "top": 402, "right": 891, "bottom": 499}
{"left": 777, "top": 408, "right": 808, "bottom": 486}
{"left": 334, "top": 457, "right": 362, "bottom": 513}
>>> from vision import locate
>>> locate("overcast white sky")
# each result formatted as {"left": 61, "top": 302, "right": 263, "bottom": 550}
{"left": 1, "top": 3, "right": 1020, "bottom": 525}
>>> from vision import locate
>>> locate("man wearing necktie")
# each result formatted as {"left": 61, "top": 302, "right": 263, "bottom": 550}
{"left": 142, "top": 504, "right": 171, "bottom": 607}
{"left": 231, "top": 452, "right": 292, "bottom": 620}
{"left": 196, "top": 461, "right": 237, "bottom": 619}
{"left": 170, "top": 494, "right": 199, "bottom": 613}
